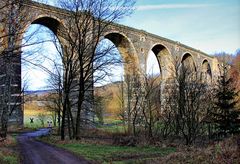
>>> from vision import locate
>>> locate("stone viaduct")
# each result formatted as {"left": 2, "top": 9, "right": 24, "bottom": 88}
{"left": 0, "top": 0, "right": 219, "bottom": 127}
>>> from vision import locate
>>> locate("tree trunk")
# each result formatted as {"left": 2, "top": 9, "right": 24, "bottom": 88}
{"left": 61, "top": 105, "right": 66, "bottom": 140}
{"left": 57, "top": 110, "right": 61, "bottom": 135}
{"left": 76, "top": 90, "right": 84, "bottom": 140}
{"left": 67, "top": 108, "right": 72, "bottom": 139}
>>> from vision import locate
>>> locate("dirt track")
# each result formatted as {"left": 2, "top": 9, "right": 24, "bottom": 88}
{"left": 17, "top": 129, "right": 91, "bottom": 164}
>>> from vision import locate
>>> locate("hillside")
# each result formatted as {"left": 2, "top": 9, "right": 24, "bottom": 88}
{"left": 23, "top": 90, "right": 53, "bottom": 127}
{"left": 23, "top": 83, "right": 123, "bottom": 122}
{"left": 24, "top": 89, "right": 55, "bottom": 95}
{"left": 94, "top": 81, "right": 123, "bottom": 120}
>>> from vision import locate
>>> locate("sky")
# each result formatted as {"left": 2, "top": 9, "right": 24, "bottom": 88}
{"left": 39, "top": 0, "right": 240, "bottom": 54}
{"left": 24, "top": 0, "right": 240, "bottom": 90}
{"left": 122, "top": 0, "right": 240, "bottom": 54}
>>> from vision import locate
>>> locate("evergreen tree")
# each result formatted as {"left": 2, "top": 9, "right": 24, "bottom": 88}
{"left": 212, "top": 63, "right": 240, "bottom": 137}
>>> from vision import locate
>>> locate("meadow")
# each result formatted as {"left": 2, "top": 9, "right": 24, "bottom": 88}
{"left": 40, "top": 134, "right": 176, "bottom": 163}
{"left": 24, "top": 104, "right": 53, "bottom": 129}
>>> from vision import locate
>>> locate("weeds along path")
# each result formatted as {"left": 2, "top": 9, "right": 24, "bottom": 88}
{"left": 17, "top": 129, "right": 90, "bottom": 164}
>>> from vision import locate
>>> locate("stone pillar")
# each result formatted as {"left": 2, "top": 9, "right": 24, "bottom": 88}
{"left": 0, "top": 51, "right": 23, "bottom": 130}
{"left": 10, "top": 52, "right": 23, "bottom": 128}
{"left": 211, "top": 57, "right": 220, "bottom": 83}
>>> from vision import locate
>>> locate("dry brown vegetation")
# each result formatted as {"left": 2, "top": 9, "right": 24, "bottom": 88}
{"left": 24, "top": 93, "right": 52, "bottom": 116}
{"left": 0, "top": 135, "right": 19, "bottom": 164}
{"left": 231, "top": 51, "right": 240, "bottom": 109}
{"left": 151, "top": 135, "right": 240, "bottom": 164}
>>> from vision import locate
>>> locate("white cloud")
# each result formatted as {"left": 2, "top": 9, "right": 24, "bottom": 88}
{"left": 137, "top": 4, "right": 212, "bottom": 11}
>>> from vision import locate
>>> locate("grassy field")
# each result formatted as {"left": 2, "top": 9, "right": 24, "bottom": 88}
{"left": 58, "top": 143, "right": 175, "bottom": 163}
{"left": 40, "top": 134, "right": 240, "bottom": 164}
{"left": 39, "top": 135, "right": 175, "bottom": 163}
{"left": 98, "top": 119, "right": 127, "bottom": 133}
{"left": 98, "top": 125, "right": 126, "bottom": 133}
{"left": 24, "top": 107, "right": 53, "bottom": 129}
{"left": 24, "top": 115, "right": 52, "bottom": 129}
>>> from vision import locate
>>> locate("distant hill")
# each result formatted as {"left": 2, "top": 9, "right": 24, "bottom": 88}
{"left": 24, "top": 81, "right": 123, "bottom": 120}
{"left": 25, "top": 81, "right": 123, "bottom": 96}
{"left": 24, "top": 89, "right": 55, "bottom": 95}
{"left": 94, "top": 81, "right": 123, "bottom": 119}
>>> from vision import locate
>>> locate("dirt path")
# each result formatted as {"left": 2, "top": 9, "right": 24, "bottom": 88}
{"left": 17, "top": 129, "right": 91, "bottom": 164}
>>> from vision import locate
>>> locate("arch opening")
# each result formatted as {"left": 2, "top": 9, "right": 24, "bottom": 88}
{"left": 31, "top": 17, "right": 61, "bottom": 35}
{"left": 202, "top": 60, "right": 212, "bottom": 83}
{"left": 21, "top": 17, "right": 63, "bottom": 128}
{"left": 94, "top": 38, "right": 123, "bottom": 86}
{"left": 146, "top": 51, "right": 160, "bottom": 77}
{"left": 148, "top": 44, "right": 172, "bottom": 80}
{"left": 104, "top": 33, "right": 139, "bottom": 75}
{"left": 181, "top": 53, "right": 197, "bottom": 72}
{"left": 93, "top": 32, "right": 138, "bottom": 123}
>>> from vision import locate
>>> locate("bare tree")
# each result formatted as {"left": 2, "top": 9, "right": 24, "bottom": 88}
{"left": 93, "top": 94, "right": 105, "bottom": 125}
{"left": 48, "top": 0, "right": 136, "bottom": 140}
{"left": 118, "top": 71, "right": 162, "bottom": 138}
{"left": 44, "top": 30, "right": 77, "bottom": 139}
{"left": 162, "top": 57, "right": 210, "bottom": 145}
{"left": 231, "top": 50, "right": 240, "bottom": 110}
{"left": 141, "top": 74, "right": 161, "bottom": 138}
{"left": 44, "top": 91, "right": 62, "bottom": 133}
{"left": 123, "top": 72, "right": 142, "bottom": 136}
{"left": 116, "top": 80, "right": 126, "bottom": 125}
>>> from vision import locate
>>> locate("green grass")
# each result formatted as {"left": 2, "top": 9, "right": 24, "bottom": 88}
{"left": 24, "top": 115, "right": 52, "bottom": 129}
{"left": 97, "top": 119, "right": 127, "bottom": 133}
{"left": 0, "top": 136, "right": 19, "bottom": 164}
{"left": 103, "top": 119, "right": 123, "bottom": 124}
{"left": 0, "top": 155, "right": 18, "bottom": 164}
{"left": 98, "top": 125, "right": 126, "bottom": 133}
{"left": 24, "top": 121, "right": 44, "bottom": 129}
{"left": 57, "top": 143, "right": 176, "bottom": 163}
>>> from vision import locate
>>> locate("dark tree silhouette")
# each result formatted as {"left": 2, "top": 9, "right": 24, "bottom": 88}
{"left": 47, "top": 0, "right": 136, "bottom": 140}
{"left": 211, "top": 61, "right": 240, "bottom": 137}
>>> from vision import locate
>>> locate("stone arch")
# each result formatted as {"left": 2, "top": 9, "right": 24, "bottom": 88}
{"left": 148, "top": 43, "right": 173, "bottom": 80}
{"left": 31, "top": 17, "right": 61, "bottom": 35}
{"left": 103, "top": 32, "right": 139, "bottom": 75}
{"left": 201, "top": 59, "right": 212, "bottom": 83}
{"left": 23, "top": 14, "right": 66, "bottom": 35}
{"left": 3, "top": 15, "right": 66, "bottom": 128}
{"left": 19, "top": 15, "right": 67, "bottom": 48}
{"left": 181, "top": 53, "right": 197, "bottom": 72}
